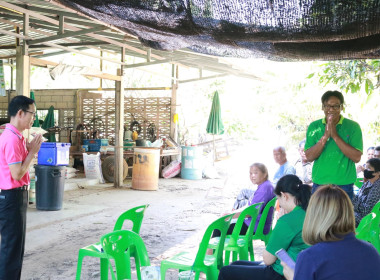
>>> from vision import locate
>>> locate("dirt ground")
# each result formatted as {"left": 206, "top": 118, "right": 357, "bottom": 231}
{"left": 21, "top": 146, "right": 271, "bottom": 280}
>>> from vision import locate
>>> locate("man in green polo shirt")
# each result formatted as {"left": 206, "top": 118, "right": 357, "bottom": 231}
{"left": 305, "top": 90, "right": 363, "bottom": 199}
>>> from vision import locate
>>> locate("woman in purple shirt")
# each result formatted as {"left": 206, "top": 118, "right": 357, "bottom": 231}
{"left": 216, "top": 163, "right": 275, "bottom": 237}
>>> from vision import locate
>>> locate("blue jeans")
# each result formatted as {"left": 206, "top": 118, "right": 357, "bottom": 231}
{"left": 312, "top": 183, "right": 354, "bottom": 200}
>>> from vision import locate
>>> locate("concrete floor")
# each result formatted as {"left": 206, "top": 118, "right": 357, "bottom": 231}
{"left": 21, "top": 142, "right": 271, "bottom": 279}
{"left": 22, "top": 170, "right": 268, "bottom": 280}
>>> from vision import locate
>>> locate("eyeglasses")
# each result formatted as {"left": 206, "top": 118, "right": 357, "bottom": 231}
{"left": 323, "top": 104, "right": 342, "bottom": 110}
{"left": 23, "top": 110, "right": 36, "bottom": 117}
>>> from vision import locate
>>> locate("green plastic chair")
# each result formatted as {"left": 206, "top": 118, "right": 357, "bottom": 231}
{"left": 371, "top": 200, "right": 380, "bottom": 214}
{"left": 252, "top": 197, "right": 277, "bottom": 243}
{"left": 208, "top": 203, "right": 263, "bottom": 265}
{"left": 248, "top": 197, "right": 277, "bottom": 259}
{"left": 160, "top": 214, "right": 234, "bottom": 280}
{"left": 101, "top": 230, "right": 151, "bottom": 280}
{"left": 356, "top": 201, "right": 380, "bottom": 254}
{"left": 354, "top": 177, "right": 364, "bottom": 189}
{"left": 76, "top": 204, "right": 149, "bottom": 280}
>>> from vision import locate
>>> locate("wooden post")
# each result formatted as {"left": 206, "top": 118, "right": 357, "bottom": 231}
{"left": 170, "top": 65, "right": 178, "bottom": 143}
{"left": 114, "top": 48, "right": 125, "bottom": 187}
{"left": 15, "top": 49, "right": 29, "bottom": 96}
{"left": 16, "top": 15, "right": 30, "bottom": 139}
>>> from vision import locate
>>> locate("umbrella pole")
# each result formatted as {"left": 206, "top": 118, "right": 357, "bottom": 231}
{"left": 213, "top": 134, "right": 215, "bottom": 165}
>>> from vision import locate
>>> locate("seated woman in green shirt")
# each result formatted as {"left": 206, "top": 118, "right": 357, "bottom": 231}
{"left": 218, "top": 174, "right": 311, "bottom": 280}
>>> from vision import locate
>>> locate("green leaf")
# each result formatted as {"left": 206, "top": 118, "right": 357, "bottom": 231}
{"left": 365, "top": 92, "right": 374, "bottom": 104}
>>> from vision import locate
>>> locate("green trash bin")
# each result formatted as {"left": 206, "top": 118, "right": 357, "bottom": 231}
{"left": 35, "top": 165, "right": 66, "bottom": 211}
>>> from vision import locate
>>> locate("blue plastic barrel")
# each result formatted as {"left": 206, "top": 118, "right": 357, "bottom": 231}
{"left": 181, "top": 146, "right": 203, "bottom": 180}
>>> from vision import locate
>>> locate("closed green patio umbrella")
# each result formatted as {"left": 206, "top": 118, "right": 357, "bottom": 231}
{"left": 30, "top": 91, "right": 40, "bottom": 127}
{"left": 42, "top": 105, "right": 56, "bottom": 142}
{"left": 206, "top": 91, "right": 224, "bottom": 162}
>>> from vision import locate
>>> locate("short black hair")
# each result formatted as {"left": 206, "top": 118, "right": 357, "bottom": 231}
{"left": 367, "top": 158, "right": 380, "bottom": 172}
{"left": 367, "top": 146, "right": 375, "bottom": 152}
{"left": 375, "top": 146, "right": 380, "bottom": 152}
{"left": 321, "top": 91, "right": 344, "bottom": 105}
{"left": 8, "top": 96, "right": 35, "bottom": 118}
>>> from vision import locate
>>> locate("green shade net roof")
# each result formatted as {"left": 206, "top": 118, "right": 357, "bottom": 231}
{"left": 30, "top": 91, "right": 40, "bottom": 128}
{"left": 206, "top": 91, "right": 224, "bottom": 135}
{"left": 41, "top": 106, "right": 56, "bottom": 142}
{"left": 53, "top": 0, "right": 380, "bottom": 60}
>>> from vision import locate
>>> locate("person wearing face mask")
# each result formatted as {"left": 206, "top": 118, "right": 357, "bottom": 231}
{"left": 352, "top": 158, "right": 380, "bottom": 227}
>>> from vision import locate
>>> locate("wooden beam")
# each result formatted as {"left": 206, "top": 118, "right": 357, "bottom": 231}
{"left": 29, "top": 41, "right": 110, "bottom": 48}
{"left": 147, "top": 48, "right": 151, "bottom": 62}
{"left": 85, "top": 72, "right": 121, "bottom": 82}
{"left": 8, "top": 3, "right": 85, "bottom": 19}
{"left": 58, "top": 15, "right": 64, "bottom": 35}
{"left": 0, "top": 1, "right": 174, "bottom": 62}
{"left": 178, "top": 74, "right": 228, "bottom": 83}
{"left": 0, "top": 51, "right": 43, "bottom": 59}
{"left": 22, "top": 13, "right": 29, "bottom": 55}
{"left": 27, "top": 26, "right": 107, "bottom": 45}
{"left": 43, "top": 41, "right": 127, "bottom": 65}
{"left": 29, "top": 57, "right": 58, "bottom": 67}
{"left": 0, "top": 16, "right": 113, "bottom": 55}
{"left": 29, "top": 57, "right": 121, "bottom": 81}
{"left": 0, "top": 28, "right": 30, "bottom": 39}
{"left": 124, "top": 58, "right": 172, "bottom": 68}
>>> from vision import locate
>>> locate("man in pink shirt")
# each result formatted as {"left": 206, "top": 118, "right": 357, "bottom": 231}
{"left": 0, "top": 96, "right": 43, "bottom": 280}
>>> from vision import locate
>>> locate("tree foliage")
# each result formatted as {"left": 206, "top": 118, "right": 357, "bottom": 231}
{"left": 308, "top": 60, "right": 379, "bottom": 96}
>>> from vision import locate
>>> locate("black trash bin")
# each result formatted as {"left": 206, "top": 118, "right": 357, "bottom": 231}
{"left": 35, "top": 165, "right": 66, "bottom": 211}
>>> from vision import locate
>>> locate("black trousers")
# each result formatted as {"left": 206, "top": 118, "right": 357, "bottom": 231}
{"left": 218, "top": 261, "right": 286, "bottom": 280}
{"left": 0, "top": 188, "right": 28, "bottom": 280}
